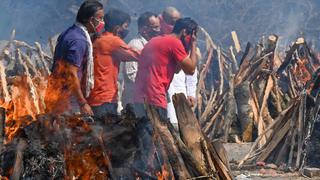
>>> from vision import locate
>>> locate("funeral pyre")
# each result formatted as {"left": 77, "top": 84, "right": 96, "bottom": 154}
{"left": 196, "top": 31, "right": 320, "bottom": 171}
{"left": 0, "top": 30, "right": 232, "bottom": 180}
{"left": 0, "top": 27, "right": 319, "bottom": 179}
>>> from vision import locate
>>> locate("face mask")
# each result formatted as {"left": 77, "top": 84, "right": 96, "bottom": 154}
{"left": 92, "top": 18, "right": 105, "bottom": 33}
{"left": 119, "top": 29, "right": 129, "bottom": 39}
{"left": 181, "top": 35, "right": 192, "bottom": 52}
{"left": 141, "top": 27, "right": 162, "bottom": 40}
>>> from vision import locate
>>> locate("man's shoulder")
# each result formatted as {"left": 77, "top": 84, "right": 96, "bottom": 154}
{"left": 61, "top": 25, "right": 86, "bottom": 41}
{"left": 128, "top": 36, "right": 147, "bottom": 50}
{"left": 96, "top": 32, "right": 124, "bottom": 45}
{"left": 152, "top": 35, "right": 179, "bottom": 44}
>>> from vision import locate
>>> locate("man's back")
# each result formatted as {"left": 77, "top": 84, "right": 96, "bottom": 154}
{"left": 134, "top": 34, "right": 188, "bottom": 108}
{"left": 87, "top": 32, "right": 127, "bottom": 106}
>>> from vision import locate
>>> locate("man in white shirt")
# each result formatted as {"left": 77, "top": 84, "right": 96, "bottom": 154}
{"left": 160, "top": 7, "right": 199, "bottom": 127}
{"left": 121, "top": 12, "right": 161, "bottom": 107}
{"left": 167, "top": 65, "right": 198, "bottom": 125}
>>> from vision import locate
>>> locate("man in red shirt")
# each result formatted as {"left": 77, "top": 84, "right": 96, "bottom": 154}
{"left": 87, "top": 9, "right": 139, "bottom": 119}
{"left": 133, "top": 17, "right": 198, "bottom": 118}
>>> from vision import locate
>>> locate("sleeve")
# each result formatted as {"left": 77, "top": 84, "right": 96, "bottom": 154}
{"left": 124, "top": 61, "right": 138, "bottom": 82}
{"left": 128, "top": 39, "right": 145, "bottom": 51}
{"left": 123, "top": 39, "right": 144, "bottom": 82}
{"left": 171, "top": 39, "right": 188, "bottom": 62}
{"left": 64, "top": 40, "right": 87, "bottom": 68}
{"left": 112, "top": 39, "right": 139, "bottom": 62}
{"left": 186, "top": 68, "right": 198, "bottom": 98}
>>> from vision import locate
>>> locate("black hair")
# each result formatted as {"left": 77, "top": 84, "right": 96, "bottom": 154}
{"left": 172, "top": 17, "right": 198, "bottom": 35}
{"left": 137, "top": 11, "right": 157, "bottom": 29}
{"left": 76, "top": 1, "right": 103, "bottom": 24}
{"left": 104, "top": 9, "right": 131, "bottom": 32}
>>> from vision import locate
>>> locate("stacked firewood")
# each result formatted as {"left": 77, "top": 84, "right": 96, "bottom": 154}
{"left": 0, "top": 30, "right": 53, "bottom": 141}
{"left": 196, "top": 31, "right": 320, "bottom": 170}
{"left": 0, "top": 95, "right": 233, "bottom": 179}
{"left": 0, "top": 30, "right": 232, "bottom": 178}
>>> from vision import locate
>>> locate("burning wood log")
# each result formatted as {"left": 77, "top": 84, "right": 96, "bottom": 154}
{"left": 146, "top": 105, "right": 189, "bottom": 179}
{"left": 11, "top": 139, "right": 27, "bottom": 180}
{"left": 173, "top": 93, "right": 233, "bottom": 180}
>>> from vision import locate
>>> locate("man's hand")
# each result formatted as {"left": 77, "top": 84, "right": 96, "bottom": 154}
{"left": 191, "top": 29, "right": 198, "bottom": 44}
{"left": 187, "top": 96, "right": 196, "bottom": 107}
{"left": 81, "top": 103, "right": 94, "bottom": 116}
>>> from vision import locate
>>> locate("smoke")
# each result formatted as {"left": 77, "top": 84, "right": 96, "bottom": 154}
{"left": 0, "top": 0, "right": 320, "bottom": 49}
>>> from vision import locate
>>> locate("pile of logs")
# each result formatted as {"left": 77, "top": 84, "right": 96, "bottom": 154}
{"left": 0, "top": 94, "right": 232, "bottom": 179}
{"left": 196, "top": 30, "right": 320, "bottom": 170}
{"left": 0, "top": 30, "right": 54, "bottom": 141}
{"left": 0, "top": 29, "right": 233, "bottom": 179}
{"left": 0, "top": 27, "right": 319, "bottom": 179}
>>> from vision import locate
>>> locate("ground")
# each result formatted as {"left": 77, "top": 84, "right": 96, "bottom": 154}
{"left": 224, "top": 143, "right": 320, "bottom": 179}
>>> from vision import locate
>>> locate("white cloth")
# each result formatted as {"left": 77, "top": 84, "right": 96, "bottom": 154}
{"left": 75, "top": 22, "right": 94, "bottom": 98}
{"left": 167, "top": 69, "right": 198, "bottom": 123}
{"left": 122, "top": 35, "right": 148, "bottom": 106}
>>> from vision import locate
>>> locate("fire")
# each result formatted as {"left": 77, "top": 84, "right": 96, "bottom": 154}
{"left": 4, "top": 74, "right": 46, "bottom": 141}
{"left": 293, "top": 58, "right": 312, "bottom": 85}
{"left": 156, "top": 165, "right": 170, "bottom": 180}
{"left": 63, "top": 116, "right": 111, "bottom": 179}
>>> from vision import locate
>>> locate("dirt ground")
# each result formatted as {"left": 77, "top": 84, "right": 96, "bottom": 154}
{"left": 224, "top": 143, "right": 320, "bottom": 179}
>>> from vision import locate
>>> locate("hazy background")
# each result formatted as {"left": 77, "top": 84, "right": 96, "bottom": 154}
{"left": 1, "top": 0, "right": 320, "bottom": 49}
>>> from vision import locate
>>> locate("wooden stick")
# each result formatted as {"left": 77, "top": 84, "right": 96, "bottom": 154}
{"left": 0, "top": 107, "right": 5, "bottom": 148}
{"left": 172, "top": 94, "right": 207, "bottom": 171}
{"left": 48, "top": 37, "right": 56, "bottom": 57}
{"left": 231, "top": 31, "right": 241, "bottom": 53}
{"left": 222, "top": 64, "right": 236, "bottom": 141}
{"left": 167, "top": 122, "right": 207, "bottom": 176}
{"left": 295, "top": 93, "right": 306, "bottom": 168}
{"left": 287, "top": 107, "right": 299, "bottom": 168}
{"left": 200, "top": 138, "right": 217, "bottom": 174}
{"left": 199, "top": 26, "right": 217, "bottom": 50}
{"left": 196, "top": 48, "right": 213, "bottom": 117}
{"left": 257, "top": 75, "right": 274, "bottom": 147}
{"left": 0, "top": 59, "right": 11, "bottom": 105}
{"left": 34, "top": 42, "right": 50, "bottom": 76}
{"left": 0, "top": 29, "right": 15, "bottom": 60}
{"left": 146, "top": 104, "right": 188, "bottom": 179}
{"left": 16, "top": 49, "right": 41, "bottom": 116}
{"left": 238, "top": 101, "right": 296, "bottom": 167}
{"left": 200, "top": 90, "right": 216, "bottom": 123}
{"left": 229, "top": 46, "right": 239, "bottom": 71}
{"left": 217, "top": 47, "right": 224, "bottom": 95}
{"left": 11, "top": 138, "right": 28, "bottom": 180}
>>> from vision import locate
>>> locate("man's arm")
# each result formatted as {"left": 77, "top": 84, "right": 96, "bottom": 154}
{"left": 112, "top": 46, "right": 140, "bottom": 62}
{"left": 124, "top": 38, "right": 145, "bottom": 81}
{"left": 64, "top": 61, "right": 93, "bottom": 115}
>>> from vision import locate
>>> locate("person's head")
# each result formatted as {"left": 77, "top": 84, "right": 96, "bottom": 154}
{"left": 104, "top": 9, "right": 131, "bottom": 39}
{"left": 172, "top": 17, "right": 198, "bottom": 52}
{"left": 76, "top": 1, "right": 104, "bottom": 34}
{"left": 138, "top": 12, "right": 161, "bottom": 40}
{"left": 162, "top": 6, "right": 181, "bottom": 26}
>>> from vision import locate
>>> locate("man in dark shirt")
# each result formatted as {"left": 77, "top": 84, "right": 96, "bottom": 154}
{"left": 45, "top": 1, "right": 104, "bottom": 115}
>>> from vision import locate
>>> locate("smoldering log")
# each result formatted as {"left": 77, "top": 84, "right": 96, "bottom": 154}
{"left": 173, "top": 93, "right": 233, "bottom": 180}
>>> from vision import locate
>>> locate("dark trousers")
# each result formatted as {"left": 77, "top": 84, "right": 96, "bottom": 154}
{"left": 91, "top": 102, "right": 118, "bottom": 120}
{"left": 130, "top": 103, "right": 168, "bottom": 121}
